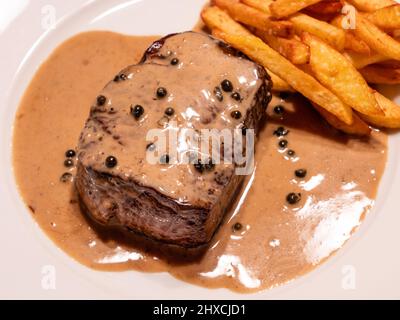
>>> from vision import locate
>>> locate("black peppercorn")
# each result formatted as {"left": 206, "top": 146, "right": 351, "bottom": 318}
{"left": 273, "top": 126, "right": 289, "bottom": 137}
{"left": 231, "top": 92, "right": 241, "bottom": 101}
{"left": 146, "top": 143, "right": 156, "bottom": 151}
{"left": 156, "top": 87, "right": 168, "bottom": 98}
{"left": 165, "top": 107, "right": 175, "bottom": 116}
{"left": 64, "top": 159, "right": 74, "bottom": 168}
{"left": 160, "top": 154, "right": 170, "bottom": 164}
{"left": 114, "top": 74, "right": 127, "bottom": 81}
{"left": 105, "top": 156, "right": 117, "bottom": 168}
{"left": 279, "top": 139, "right": 288, "bottom": 148}
{"left": 97, "top": 95, "right": 106, "bottom": 106}
{"left": 65, "top": 149, "right": 76, "bottom": 158}
{"left": 287, "top": 149, "right": 296, "bottom": 157}
{"left": 286, "top": 193, "right": 301, "bottom": 205}
{"left": 274, "top": 105, "right": 285, "bottom": 115}
{"left": 113, "top": 74, "right": 127, "bottom": 82}
{"left": 232, "top": 222, "right": 243, "bottom": 232}
{"left": 60, "top": 172, "right": 73, "bottom": 183}
{"left": 171, "top": 58, "right": 179, "bottom": 65}
{"left": 194, "top": 159, "right": 214, "bottom": 173}
{"left": 194, "top": 162, "right": 204, "bottom": 173}
{"left": 295, "top": 169, "right": 307, "bottom": 178}
{"left": 231, "top": 110, "right": 242, "bottom": 119}
{"left": 221, "top": 79, "right": 233, "bottom": 92}
{"left": 131, "top": 105, "right": 144, "bottom": 119}
{"left": 205, "top": 159, "right": 215, "bottom": 171}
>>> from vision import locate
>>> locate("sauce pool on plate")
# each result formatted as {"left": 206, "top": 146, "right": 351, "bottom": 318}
{"left": 12, "top": 31, "right": 387, "bottom": 293}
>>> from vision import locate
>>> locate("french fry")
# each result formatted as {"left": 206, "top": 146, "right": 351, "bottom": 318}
{"left": 203, "top": 8, "right": 293, "bottom": 92}
{"left": 201, "top": 6, "right": 252, "bottom": 36}
{"left": 343, "top": 51, "right": 388, "bottom": 69}
{"left": 290, "top": 13, "right": 345, "bottom": 51}
{"left": 270, "top": 0, "right": 323, "bottom": 18}
{"left": 243, "top": 0, "right": 345, "bottom": 50}
{"left": 269, "top": 72, "right": 295, "bottom": 92}
{"left": 217, "top": 32, "right": 354, "bottom": 124}
{"left": 213, "top": 0, "right": 293, "bottom": 37}
{"left": 255, "top": 30, "right": 310, "bottom": 64}
{"left": 331, "top": 15, "right": 370, "bottom": 54}
{"left": 391, "top": 29, "right": 400, "bottom": 39}
{"left": 305, "top": 0, "right": 343, "bottom": 15}
{"left": 343, "top": 33, "right": 371, "bottom": 54}
{"left": 302, "top": 32, "right": 382, "bottom": 116}
{"left": 347, "top": 0, "right": 395, "bottom": 12}
{"left": 312, "top": 102, "right": 371, "bottom": 136}
{"left": 376, "top": 60, "right": 400, "bottom": 69}
{"left": 365, "top": 5, "right": 400, "bottom": 30}
{"left": 207, "top": 0, "right": 400, "bottom": 132}
{"left": 353, "top": 13, "right": 400, "bottom": 61}
{"left": 242, "top": 0, "right": 342, "bottom": 23}
{"left": 240, "top": 0, "right": 273, "bottom": 14}
{"left": 359, "top": 65, "right": 400, "bottom": 84}
{"left": 359, "top": 91, "right": 400, "bottom": 128}
{"left": 211, "top": 29, "right": 294, "bottom": 91}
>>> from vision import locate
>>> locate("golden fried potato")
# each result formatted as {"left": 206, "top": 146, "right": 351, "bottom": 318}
{"left": 312, "top": 102, "right": 371, "bottom": 136}
{"left": 305, "top": 0, "right": 343, "bottom": 16}
{"left": 217, "top": 32, "right": 354, "bottom": 124}
{"left": 360, "top": 65, "right": 400, "bottom": 84}
{"left": 302, "top": 32, "right": 381, "bottom": 116}
{"left": 354, "top": 13, "right": 400, "bottom": 61}
{"left": 214, "top": 0, "right": 293, "bottom": 37}
{"left": 347, "top": 0, "right": 395, "bottom": 12}
{"left": 270, "top": 0, "right": 323, "bottom": 18}
{"left": 290, "top": 13, "right": 345, "bottom": 51}
{"left": 330, "top": 15, "right": 370, "bottom": 54}
{"left": 268, "top": 71, "right": 295, "bottom": 92}
{"left": 201, "top": 6, "right": 252, "bottom": 36}
{"left": 206, "top": 0, "right": 400, "bottom": 132}
{"left": 343, "top": 51, "right": 388, "bottom": 69}
{"left": 343, "top": 33, "right": 371, "bottom": 54}
{"left": 255, "top": 30, "right": 310, "bottom": 65}
{"left": 359, "top": 91, "right": 400, "bottom": 128}
{"left": 391, "top": 29, "right": 400, "bottom": 39}
{"left": 376, "top": 60, "right": 400, "bottom": 69}
{"left": 365, "top": 5, "right": 400, "bottom": 29}
{"left": 240, "top": 0, "right": 273, "bottom": 14}
{"left": 203, "top": 8, "right": 293, "bottom": 92}
{"left": 212, "top": 29, "right": 293, "bottom": 91}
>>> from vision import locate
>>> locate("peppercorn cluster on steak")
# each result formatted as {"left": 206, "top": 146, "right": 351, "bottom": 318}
{"left": 75, "top": 32, "right": 272, "bottom": 247}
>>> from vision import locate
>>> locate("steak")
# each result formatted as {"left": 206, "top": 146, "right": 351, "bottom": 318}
{"left": 75, "top": 32, "right": 272, "bottom": 247}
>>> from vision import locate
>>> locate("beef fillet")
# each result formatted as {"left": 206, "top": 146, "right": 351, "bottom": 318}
{"left": 76, "top": 32, "right": 272, "bottom": 247}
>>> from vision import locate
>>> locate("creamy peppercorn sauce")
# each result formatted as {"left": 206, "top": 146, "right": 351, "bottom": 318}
{"left": 13, "top": 31, "right": 387, "bottom": 293}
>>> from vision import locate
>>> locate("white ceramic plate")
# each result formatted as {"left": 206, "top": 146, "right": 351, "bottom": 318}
{"left": 1, "top": 0, "right": 400, "bottom": 299}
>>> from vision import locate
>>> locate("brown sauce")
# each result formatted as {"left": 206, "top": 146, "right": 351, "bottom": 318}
{"left": 13, "top": 31, "right": 387, "bottom": 293}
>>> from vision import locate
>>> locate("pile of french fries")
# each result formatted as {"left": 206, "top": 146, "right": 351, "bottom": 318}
{"left": 201, "top": 0, "right": 400, "bottom": 135}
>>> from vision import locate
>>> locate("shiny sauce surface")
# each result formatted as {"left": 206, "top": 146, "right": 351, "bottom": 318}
{"left": 13, "top": 31, "right": 387, "bottom": 293}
